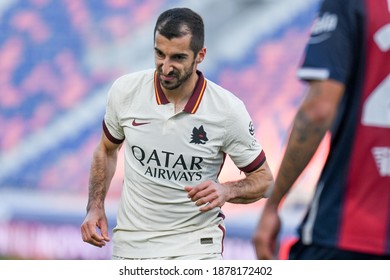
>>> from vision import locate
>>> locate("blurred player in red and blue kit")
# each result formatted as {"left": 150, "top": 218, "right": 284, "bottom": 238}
{"left": 253, "top": 0, "right": 390, "bottom": 259}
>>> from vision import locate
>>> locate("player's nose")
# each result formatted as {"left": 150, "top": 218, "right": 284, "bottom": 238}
{"left": 161, "top": 59, "right": 174, "bottom": 75}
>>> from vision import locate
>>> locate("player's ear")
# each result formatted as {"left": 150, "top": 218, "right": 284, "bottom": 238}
{"left": 196, "top": 47, "right": 206, "bottom": 64}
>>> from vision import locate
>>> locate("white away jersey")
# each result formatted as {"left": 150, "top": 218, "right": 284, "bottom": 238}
{"left": 103, "top": 69, "right": 265, "bottom": 258}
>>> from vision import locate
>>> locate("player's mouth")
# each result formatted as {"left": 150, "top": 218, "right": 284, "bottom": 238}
{"left": 161, "top": 74, "right": 176, "bottom": 82}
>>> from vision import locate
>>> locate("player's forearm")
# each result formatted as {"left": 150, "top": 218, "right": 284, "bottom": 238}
{"left": 268, "top": 80, "right": 342, "bottom": 206}
{"left": 224, "top": 162, "right": 274, "bottom": 204}
{"left": 86, "top": 146, "right": 118, "bottom": 212}
{"left": 268, "top": 108, "right": 328, "bottom": 206}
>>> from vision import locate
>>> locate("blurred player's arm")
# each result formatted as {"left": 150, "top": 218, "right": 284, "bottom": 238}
{"left": 268, "top": 79, "right": 344, "bottom": 205}
{"left": 81, "top": 132, "right": 121, "bottom": 247}
{"left": 253, "top": 79, "right": 344, "bottom": 259}
{"left": 186, "top": 159, "right": 274, "bottom": 212}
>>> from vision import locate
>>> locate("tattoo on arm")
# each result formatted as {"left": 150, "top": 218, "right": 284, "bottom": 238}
{"left": 274, "top": 109, "right": 328, "bottom": 200}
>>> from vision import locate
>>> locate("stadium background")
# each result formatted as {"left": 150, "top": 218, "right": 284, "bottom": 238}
{"left": 0, "top": 0, "right": 328, "bottom": 259}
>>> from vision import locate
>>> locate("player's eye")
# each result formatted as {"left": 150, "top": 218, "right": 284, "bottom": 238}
{"left": 173, "top": 55, "right": 186, "bottom": 61}
{"left": 155, "top": 49, "right": 164, "bottom": 58}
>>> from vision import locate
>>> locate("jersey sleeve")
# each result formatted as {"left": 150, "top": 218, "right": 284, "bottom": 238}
{"left": 297, "top": 0, "right": 358, "bottom": 84}
{"left": 103, "top": 79, "right": 125, "bottom": 144}
{"left": 222, "top": 100, "right": 266, "bottom": 173}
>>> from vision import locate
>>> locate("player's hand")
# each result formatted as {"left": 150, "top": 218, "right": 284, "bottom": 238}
{"left": 81, "top": 208, "right": 110, "bottom": 248}
{"left": 185, "top": 180, "right": 230, "bottom": 212}
{"left": 252, "top": 203, "right": 281, "bottom": 260}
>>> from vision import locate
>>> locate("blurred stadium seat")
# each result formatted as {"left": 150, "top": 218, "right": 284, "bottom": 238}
{"left": 0, "top": 0, "right": 322, "bottom": 259}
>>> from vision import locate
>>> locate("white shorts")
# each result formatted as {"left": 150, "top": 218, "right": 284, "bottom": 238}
{"left": 112, "top": 253, "right": 223, "bottom": 260}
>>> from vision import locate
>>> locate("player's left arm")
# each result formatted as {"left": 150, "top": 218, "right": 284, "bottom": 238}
{"left": 186, "top": 98, "right": 274, "bottom": 211}
{"left": 185, "top": 160, "right": 273, "bottom": 212}
{"left": 224, "top": 160, "right": 273, "bottom": 203}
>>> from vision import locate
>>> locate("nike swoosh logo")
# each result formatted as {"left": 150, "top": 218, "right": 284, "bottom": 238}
{"left": 132, "top": 119, "right": 151, "bottom": 126}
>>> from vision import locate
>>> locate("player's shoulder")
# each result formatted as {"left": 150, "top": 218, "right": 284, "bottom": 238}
{"left": 112, "top": 69, "right": 155, "bottom": 90}
{"left": 107, "top": 69, "right": 154, "bottom": 104}
{"left": 205, "top": 78, "right": 245, "bottom": 107}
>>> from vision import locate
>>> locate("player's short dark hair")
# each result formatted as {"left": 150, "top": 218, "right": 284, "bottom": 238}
{"left": 154, "top": 7, "right": 204, "bottom": 56}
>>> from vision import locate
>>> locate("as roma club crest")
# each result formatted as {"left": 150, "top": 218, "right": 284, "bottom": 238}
{"left": 190, "top": 125, "right": 208, "bottom": 145}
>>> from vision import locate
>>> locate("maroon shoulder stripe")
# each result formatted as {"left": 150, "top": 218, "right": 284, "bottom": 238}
{"left": 102, "top": 120, "right": 124, "bottom": 144}
{"left": 239, "top": 150, "right": 266, "bottom": 173}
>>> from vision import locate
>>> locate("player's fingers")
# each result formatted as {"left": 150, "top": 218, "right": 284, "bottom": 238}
{"left": 258, "top": 245, "right": 274, "bottom": 260}
{"left": 81, "top": 221, "right": 106, "bottom": 247}
{"left": 253, "top": 230, "right": 277, "bottom": 260}
{"left": 81, "top": 221, "right": 95, "bottom": 241}
{"left": 198, "top": 194, "right": 225, "bottom": 212}
{"left": 185, "top": 181, "right": 211, "bottom": 197}
{"left": 86, "top": 229, "right": 107, "bottom": 247}
{"left": 89, "top": 232, "right": 107, "bottom": 247}
{"left": 199, "top": 199, "right": 220, "bottom": 212}
{"left": 184, "top": 186, "right": 196, "bottom": 198}
{"left": 81, "top": 224, "right": 89, "bottom": 242}
{"left": 191, "top": 189, "right": 214, "bottom": 202}
{"left": 99, "top": 220, "right": 111, "bottom": 242}
{"left": 195, "top": 191, "right": 218, "bottom": 206}
{"left": 190, "top": 183, "right": 217, "bottom": 202}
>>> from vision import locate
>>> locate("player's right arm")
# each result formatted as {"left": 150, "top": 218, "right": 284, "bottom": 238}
{"left": 81, "top": 131, "right": 121, "bottom": 247}
{"left": 253, "top": 79, "right": 344, "bottom": 259}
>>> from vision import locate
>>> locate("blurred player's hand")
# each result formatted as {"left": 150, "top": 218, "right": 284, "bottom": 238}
{"left": 185, "top": 180, "right": 230, "bottom": 212}
{"left": 81, "top": 208, "right": 110, "bottom": 248}
{"left": 252, "top": 203, "right": 281, "bottom": 260}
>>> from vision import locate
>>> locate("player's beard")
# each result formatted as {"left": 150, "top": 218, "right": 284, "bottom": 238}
{"left": 158, "top": 60, "right": 195, "bottom": 90}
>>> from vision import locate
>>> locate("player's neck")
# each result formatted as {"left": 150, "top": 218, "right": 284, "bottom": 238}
{"left": 163, "top": 72, "right": 199, "bottom": 112}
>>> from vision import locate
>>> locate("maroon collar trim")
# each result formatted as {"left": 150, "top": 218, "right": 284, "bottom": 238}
{"left": 154, "top": 70, "right": 207, "bottom": 114}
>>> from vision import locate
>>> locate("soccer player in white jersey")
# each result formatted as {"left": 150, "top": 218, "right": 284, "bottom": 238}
{"left": 81, "top": 7, "right": 274, "bottom": 260}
